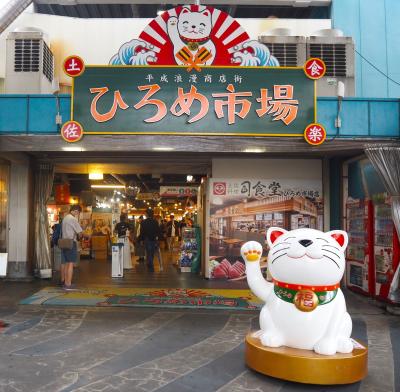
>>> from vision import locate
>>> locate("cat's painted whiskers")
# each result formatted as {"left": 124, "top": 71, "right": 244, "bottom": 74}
{"left": 271, "top": 252, "right": 288, "bottom": 264}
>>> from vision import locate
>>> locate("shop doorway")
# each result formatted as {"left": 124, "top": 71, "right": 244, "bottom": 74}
{"left": 47, "top": 157, "right": 209, "bottom": 288}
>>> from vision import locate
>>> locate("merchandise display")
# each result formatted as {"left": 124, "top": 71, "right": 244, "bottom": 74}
{"left": 179, "top": 226, "right": 201, "bottom": 273}
{"left": 345, "top": 199, "right": 374, "bottom": 295}
{"left": 372, "top": 195, "right": 400, "bottom": 304}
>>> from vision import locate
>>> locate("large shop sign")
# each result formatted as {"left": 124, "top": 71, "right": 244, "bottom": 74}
{"left": 61, "top": 5, "right": 326, "bottom": 143}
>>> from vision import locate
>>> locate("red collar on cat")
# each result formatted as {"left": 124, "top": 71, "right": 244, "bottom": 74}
{"left": 273, "top": 279, "right": 340, "bottom": 292}
{"left": 179, "top": 34, "right": 210, "bottom": 44}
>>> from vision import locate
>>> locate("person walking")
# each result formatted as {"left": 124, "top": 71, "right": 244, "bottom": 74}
{"left": 134, "top": 215, "right": 145, "bottom": 263}
{"left": 60, "top": 205, "right": 83, "bottom": 290}
{"left": 138, "top": 209, "right": 161, "bottom": 272}
{"left": 166, "top": 214, "right": 178, "bottom": 252}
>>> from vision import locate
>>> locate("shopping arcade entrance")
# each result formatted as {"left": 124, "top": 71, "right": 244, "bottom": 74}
{"left": 44, "top": 152, "right": 217, "bottom": 288}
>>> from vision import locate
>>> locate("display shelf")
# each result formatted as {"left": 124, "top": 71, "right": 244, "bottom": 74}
{"left": 179, "top": 226, "right": 201, "bottom": 273}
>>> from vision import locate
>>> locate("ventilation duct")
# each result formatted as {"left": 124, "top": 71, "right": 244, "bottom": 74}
{"left": 0, "top": 0, "right": 32, "bottom": 35}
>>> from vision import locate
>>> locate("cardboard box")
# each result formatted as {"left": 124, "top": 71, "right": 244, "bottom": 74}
{"left": 94, "top": 250, "right": 108, "bottom": 260}
{"left": 91, "top": 236, "right": 108, "bottom": 250}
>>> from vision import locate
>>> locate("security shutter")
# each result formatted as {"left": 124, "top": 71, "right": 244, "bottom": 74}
{"left": 14, "top": 39, "right": 40, "bottom": 72}
{"left": 308, "top": 43, "right": 347, "bottom": 77}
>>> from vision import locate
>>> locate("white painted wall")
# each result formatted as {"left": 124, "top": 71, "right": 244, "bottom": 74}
{"left": 0, "top": 10, "right": 330, "bottom": 86}
{"left": 212, "top": 158, "right": 322, "bottom": 180}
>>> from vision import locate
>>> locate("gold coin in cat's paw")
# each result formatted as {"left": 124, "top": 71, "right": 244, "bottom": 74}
{"left": 294, "top": 290, "right": 319, "bottom": 312}
{"left": 188, "top": 42, "right": 199, "bottom": 51}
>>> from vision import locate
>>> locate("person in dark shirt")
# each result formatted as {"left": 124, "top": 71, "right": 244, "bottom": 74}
{"left": 138, "top": 209, "right": 161, "bottom": 272}
{"left": 114, "top": 214, "right": 133, "bottom": 238}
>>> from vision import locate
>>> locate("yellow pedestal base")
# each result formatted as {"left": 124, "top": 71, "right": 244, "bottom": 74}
{"left": 245, "top": 333, "right": 368, "bottom": 385}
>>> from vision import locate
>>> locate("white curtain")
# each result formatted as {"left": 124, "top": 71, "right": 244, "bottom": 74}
{"left": 34, "top": 163, "right": 54, "bottom": 273}
{"left": 365, "top": 144, "right": 400, "bottom": 303}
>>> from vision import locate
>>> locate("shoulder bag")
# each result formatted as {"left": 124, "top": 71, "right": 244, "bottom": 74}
{"left": 57, "top": 223, "right": 74, "bottom": 249}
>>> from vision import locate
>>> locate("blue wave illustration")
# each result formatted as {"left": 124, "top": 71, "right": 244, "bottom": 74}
{"left": 109, "top": 39, "right": 157, "bottom": 65}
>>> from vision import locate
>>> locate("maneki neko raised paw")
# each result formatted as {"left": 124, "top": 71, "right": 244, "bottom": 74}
{"left": 242, "top": 227, "right": 354, "bottom": 356}
{"left": 241, "top": 241, "right": 263, "bottom": 263}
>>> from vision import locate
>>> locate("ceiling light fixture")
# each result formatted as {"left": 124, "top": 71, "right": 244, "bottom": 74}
{"left": 153, "top": 147, "right": 174, "bottom": 151}
{"left": 89, "top": 172, "right": 103, "bottom": 180}
{"left": 62, "top": 147, "right": 85, "bottom": 152}
{"left": 186, "top": 175, "right": 194, "bottom": 182}
{"left": 243, "top": 147, "right": 266, "bottom": 153}
{"left": 91, "top": 185, "right": 125, "bottom": 189}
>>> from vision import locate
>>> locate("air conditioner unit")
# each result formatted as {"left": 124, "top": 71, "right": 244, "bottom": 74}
{"left": 5, "top": 27, "right": 55, "bottom": 94}
{"left": 307, "top": 29, "right": 355, "bottom": 96}
{"left": 259, "top": 29, "right": 307, "bottom": 67}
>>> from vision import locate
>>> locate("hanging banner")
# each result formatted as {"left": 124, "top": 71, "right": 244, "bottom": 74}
{"left": 55, "top": 184, "right": 70, "bottom": 204}
{"left": 71, "top": 66, "right": 315, "bottom": 137}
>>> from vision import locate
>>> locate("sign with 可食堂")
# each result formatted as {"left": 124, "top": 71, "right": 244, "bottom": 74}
{"left": 71, "top": 66, "right": 316, "bottom": 137}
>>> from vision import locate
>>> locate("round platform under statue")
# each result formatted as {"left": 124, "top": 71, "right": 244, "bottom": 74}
{"left": 245, "top": 332, "right": 368, "bottom": 385}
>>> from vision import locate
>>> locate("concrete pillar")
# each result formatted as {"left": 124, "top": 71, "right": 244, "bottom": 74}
{"left": 5, "top": 153, "right": 32, "bottom": 279}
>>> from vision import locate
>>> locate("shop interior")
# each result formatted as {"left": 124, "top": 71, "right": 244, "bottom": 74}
{"left": 46, "top": 154, "right": 210, "bottom": 287}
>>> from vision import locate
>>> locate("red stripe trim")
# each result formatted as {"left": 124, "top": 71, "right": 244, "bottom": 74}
{"left": 273, "top": 279, "right": 340, "bottom": 292}
{"left": 138, "top": 31, "right": 161, "bottom": 51}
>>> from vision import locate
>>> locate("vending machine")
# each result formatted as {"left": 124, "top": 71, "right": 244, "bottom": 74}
{"left": 373, "top": 197, "right": 400, "bottom": 304}
{"left": 345, "top": 199, "right": 375, "bottom": 296}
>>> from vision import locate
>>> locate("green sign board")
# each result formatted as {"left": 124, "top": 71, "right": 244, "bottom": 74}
{"left": 72, "top": 66, "right": 316, "bottom": 137}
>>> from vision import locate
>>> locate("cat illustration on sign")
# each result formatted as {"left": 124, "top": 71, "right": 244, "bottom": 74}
{"left": 167, "top": 7, "right": 215, "bottom": 66}
{"left": 110, "top": 5, "right": 279, "bottom": 67}
{"left": 242, "top": 228, "right": 354, "bottom": 356}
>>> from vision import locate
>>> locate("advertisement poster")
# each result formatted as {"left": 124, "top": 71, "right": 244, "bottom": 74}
{"left": 79, "top": 212, "right": 92, "bottom": 256}
{"left": 91, "top": 211, "right": 112, "bottom": 237}
{"left": 208, "top": 178, "right": 323, "bottom": 280}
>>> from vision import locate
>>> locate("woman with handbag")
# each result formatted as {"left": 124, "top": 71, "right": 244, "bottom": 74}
{"left": 58, "top": 205, "right": 83, "bottom": 290}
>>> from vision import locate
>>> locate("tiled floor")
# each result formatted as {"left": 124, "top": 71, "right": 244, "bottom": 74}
{"left": 0, "top": 251, "right": 399, "bottom": 391}
{"left": 70, "top": 249, "right": 248, "bottom": 290}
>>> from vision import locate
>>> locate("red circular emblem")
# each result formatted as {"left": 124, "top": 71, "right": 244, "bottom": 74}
{"left": 61, "top": 121, "right": 84, "bottom": 143}
{"left": 63, "top": 55, "right": 85, "bottom": 77}
{"left": 213, "top": 182, "right": 226, "bottom": 195}
{"left": 304, "top": 58, "right": 326, "bottom": 80}
{"left": 304, "top": 123, "right": 327, "bottom": 146}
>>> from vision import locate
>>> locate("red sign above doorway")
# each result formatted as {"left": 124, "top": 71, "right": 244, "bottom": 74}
{"left": 304, "top": 58, "right": 326, "bottom": 80}
{"left": 61, "top": 120, "right": 84, "bottom": 143}
{"left": 304, "top": 123, "right": 327, "bottom": 145}
{"left": 63, "top": 55, "right": 85, "bottom": 78}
